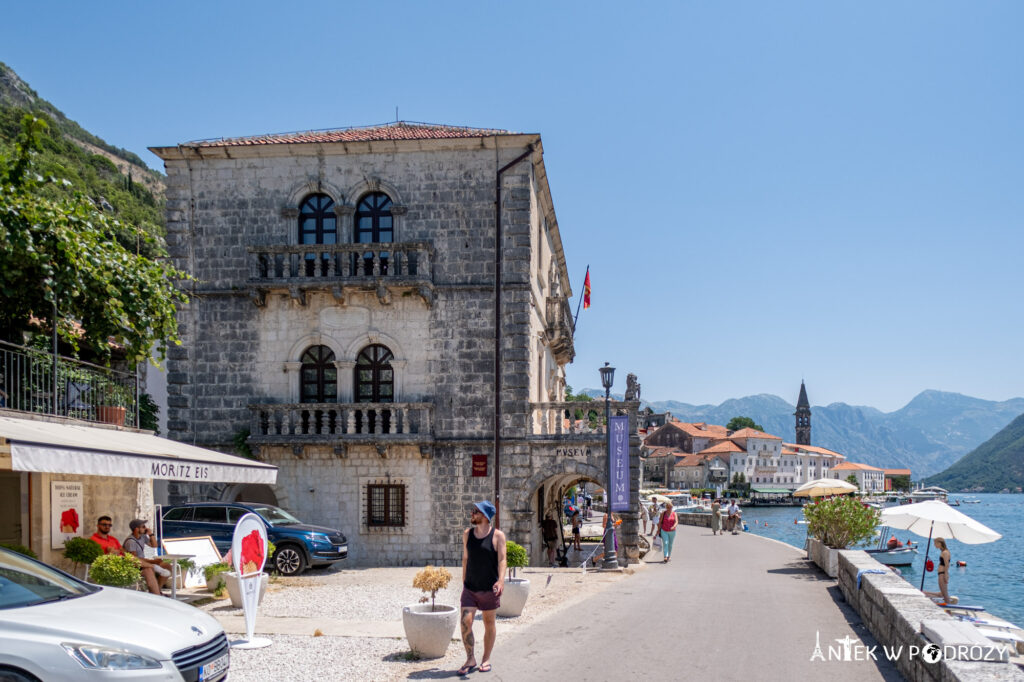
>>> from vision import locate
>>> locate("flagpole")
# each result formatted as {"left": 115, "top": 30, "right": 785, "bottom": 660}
{"left": 573, "top": 265, "right": 589, "bottom": 326}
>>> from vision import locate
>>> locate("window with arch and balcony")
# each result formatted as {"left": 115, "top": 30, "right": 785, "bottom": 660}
{"left": 354, "top": 192, "right": 393, "bottom": 276}
{"left": 300, "top": 345, "right": 337, "bottom": 403}
{"left": 298, "top": 194, "right": 336, "bottom": 276}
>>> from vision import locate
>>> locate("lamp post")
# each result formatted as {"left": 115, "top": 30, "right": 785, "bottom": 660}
{"left": 599, "top": 362, "right": 618, "bottom": 569}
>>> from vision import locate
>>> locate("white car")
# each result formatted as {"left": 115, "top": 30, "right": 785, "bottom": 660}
{"left": 0, "top": 547, "right": 229, "bottom": 682}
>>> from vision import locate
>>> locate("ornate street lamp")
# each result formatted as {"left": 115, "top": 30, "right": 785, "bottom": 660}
{"left": 599, "top": 362, "right": 618, "bottom": 569}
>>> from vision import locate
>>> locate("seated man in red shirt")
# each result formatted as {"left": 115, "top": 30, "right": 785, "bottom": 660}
{"left": 90, "top": 515, "right": 163, "bottom": 595}
{"left": 90, "top": 516, "right": 123, "bottom": 555}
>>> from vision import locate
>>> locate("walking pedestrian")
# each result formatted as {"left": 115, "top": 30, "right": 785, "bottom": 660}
{"left": 649, "top": 496, "right": 662, "bottom": 539}
{"left": 639, "top": 500, "right": 650, "bottom": 535}
{"left": 571, "top": 510, "right": 582, "bottom": 551}
{"left": 711, "top": 498, "right": 722, "bottom": 535}
{"left": 458, "top": 500, "right": 506, "bottom": 676}
{"left": 658, "top": 500, "right": 678, "bottom": 562}
{"left": 541, "top": 513, "right": 559, "bottom": 567}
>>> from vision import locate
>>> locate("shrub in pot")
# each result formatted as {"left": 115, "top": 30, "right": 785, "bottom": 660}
{"left": 89, "top": 554, "right": 142, "bottom": 588}
{"left": 496, "top": 540, "right": 530, "bottom": 617}
{"left": 803, "top": 496, "right": 880, "bottom": 577}
{"left": 203, "top": 562, "right": 232, "bottom": 592}
{"left": 63, "top": 537, "right": 103, "bottom": 579}
{"left": 403, "top": 566, "right": 457, "bottom": 658}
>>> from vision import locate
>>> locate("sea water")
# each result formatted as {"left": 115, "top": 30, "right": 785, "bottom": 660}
{"left": 741, "top": 493, "right": 1024, "bottom": 627}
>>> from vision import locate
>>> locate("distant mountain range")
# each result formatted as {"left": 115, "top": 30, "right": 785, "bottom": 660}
{"left": 925, "top": 412, "right": 1024, "bottom": 492}
{"left": 579, "top": 388, "right": 1024, "bottom": 477}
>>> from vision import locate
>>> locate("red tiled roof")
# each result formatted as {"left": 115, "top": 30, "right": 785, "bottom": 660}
{"left": 884, "top": 468, "right": 912, "bottom": 476}
{"left": 699, "top": 441, "right": 744, "bottom": 455}
{"left": 729, "top": 428, "right": 782, "bottom": 440}
{"left": 782, "top": 443, "right": 845, "bottom": 458}
{"left": 674, "top": 453, "right": 705, "bottom": 467}
{"left": 188, "top": 121, "right": 516, "bottom": 148}
{"left": 833, "top": 461, "right": 884, "bottom": 472}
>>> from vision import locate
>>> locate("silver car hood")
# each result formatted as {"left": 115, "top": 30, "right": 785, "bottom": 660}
{"left": 1, "top": 586, "right": 224, "bottom": 659}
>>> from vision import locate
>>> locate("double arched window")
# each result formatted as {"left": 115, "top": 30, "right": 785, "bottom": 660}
{"left": 300, "top": 345, "right": 337, "bottom": 403}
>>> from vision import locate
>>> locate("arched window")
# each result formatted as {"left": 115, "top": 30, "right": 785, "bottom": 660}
{"left": 354, "top": 344, "right": 394, "bottom": 403}
{"left": 354, "top": 192, "right": 393, "bottom": 243}
{"left": 354, "top": 192, "right": 393, "bottom": 275}
{"left": 300, "top": 345, "right": 337, "bottom": 403}
{"left": 299, "top": 194, "right": 336, "bottom": 276}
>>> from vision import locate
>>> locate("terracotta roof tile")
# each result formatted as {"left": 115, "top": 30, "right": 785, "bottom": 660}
{"left": 728, "top": 428, "right": 782, "bottom": 440}
{"left": 884, "top": 468, "right": 912, "bottom": 476}
{"left": 698, "top": 441, "right": 745, "bottom": 455}
{"left": 833, "top": 461, "right": 884, "bottom": 472}
{"left": 187, "top": 121, "right": 516, "bottom": 148}
{"left": 782, "top": 443, "right": 845, "bottom": 458}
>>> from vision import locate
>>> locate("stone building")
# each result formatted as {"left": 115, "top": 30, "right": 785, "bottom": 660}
{"left": 150, "top": 122, "right": 641, "bottom": 566}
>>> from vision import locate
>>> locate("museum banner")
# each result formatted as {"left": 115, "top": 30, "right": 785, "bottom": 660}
{"left": 609, "top": 415, "right": 630, "bottom": 512}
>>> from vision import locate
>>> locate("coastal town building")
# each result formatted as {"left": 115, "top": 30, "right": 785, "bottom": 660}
{"left": 883, "top": 468, "right": 912, "bottom": 491}
{"left": 795, "top": 380, "right": 812, "bottom": 445}
{"left": 832, "top": 461, "right": 885, "bottom": 492}
{"left": 641, "top": 417, "right": 847, "bottom": 493}
{"left": 149, "top": 122, "right": 642, "bottom": 566}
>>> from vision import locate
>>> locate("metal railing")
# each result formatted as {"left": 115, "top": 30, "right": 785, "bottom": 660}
{"left": 0, "top": 339, "right": 137, "bottom": 427}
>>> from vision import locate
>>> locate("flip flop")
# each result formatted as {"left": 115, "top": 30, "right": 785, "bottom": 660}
{"left": 457, "top": 663, "right": 476, "bottom": 675}
{"left": 478, "top": 663, "right": 492, "bottom": 673}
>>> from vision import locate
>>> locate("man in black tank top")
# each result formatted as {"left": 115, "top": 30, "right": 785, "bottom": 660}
{"left": 457, "top": 500, "right": 506, "bottom": 675}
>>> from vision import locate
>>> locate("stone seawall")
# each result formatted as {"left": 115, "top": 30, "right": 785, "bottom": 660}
{"left": 676, "top": 512, "right": 712, "bottom": 528}
{"left": 835, "top": 550, "right": 1024, "bottom": 681}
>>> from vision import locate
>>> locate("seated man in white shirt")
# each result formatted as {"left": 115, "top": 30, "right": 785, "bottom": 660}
{"left": 123, "top": 519, "right": 172, "bottom": 594}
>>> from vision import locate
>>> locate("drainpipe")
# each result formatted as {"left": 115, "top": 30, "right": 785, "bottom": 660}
{"left": 493, "top": 144, "right": 533, "bottom": 529}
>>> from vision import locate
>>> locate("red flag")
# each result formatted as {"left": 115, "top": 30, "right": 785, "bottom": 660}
{"left": 583, "top": 269, "right": 591, "bottom": 309}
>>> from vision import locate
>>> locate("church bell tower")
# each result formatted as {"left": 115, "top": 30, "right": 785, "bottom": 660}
{"left": 795, "top": 381, "right": 811, "bottom": 446}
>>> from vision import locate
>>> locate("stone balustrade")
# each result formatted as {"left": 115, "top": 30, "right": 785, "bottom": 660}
{"left": 529, "top": 401, "right": 630, "bottom": 436}
{"left": 248, "top": 402, "right": 432, "bottom": 441}
{"left": 248, "top": 241, "right": 433, "bottom": 283}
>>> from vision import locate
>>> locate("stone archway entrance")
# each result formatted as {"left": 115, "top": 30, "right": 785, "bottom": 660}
{"left": 221, "top": 483, "right": 279, "bottom": 506}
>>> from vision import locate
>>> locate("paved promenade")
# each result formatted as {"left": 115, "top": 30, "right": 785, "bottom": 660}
{"left": 487, "top": 524, "right": 902, "bottom": 681}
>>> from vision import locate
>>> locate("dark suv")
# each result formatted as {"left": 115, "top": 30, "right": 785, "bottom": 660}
{"left": 161, "top": 502, "right": 347, "bottom": 576}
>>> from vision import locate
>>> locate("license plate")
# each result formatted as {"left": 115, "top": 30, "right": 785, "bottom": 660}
{"left": 199, "top": 652, "right": 229, "bottom": 681}
{"left": 337, "top": 545, "right": 347, "bottom": 553}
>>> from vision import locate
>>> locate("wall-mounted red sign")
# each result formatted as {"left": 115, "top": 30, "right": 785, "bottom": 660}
{"left": 472, "top": 455, "right": 488, "bottom": 477}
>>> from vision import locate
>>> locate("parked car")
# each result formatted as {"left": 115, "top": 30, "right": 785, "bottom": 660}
{"left": 0, "top": 546, "right": 229, "bottom": 682}
{"left": 160, "top": 502, "right": 347, "bottom": 576}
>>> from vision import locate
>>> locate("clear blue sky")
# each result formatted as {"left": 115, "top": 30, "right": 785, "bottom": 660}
{"left": 4, "top": 2, "right": 1022, "bottom": 411}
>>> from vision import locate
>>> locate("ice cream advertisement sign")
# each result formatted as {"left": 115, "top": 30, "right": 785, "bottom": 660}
{"left": 230, "top": 512, "right": 272, "bottom": 649}
{"left": 50, "top": 481, "right": 83, "bottom": 549}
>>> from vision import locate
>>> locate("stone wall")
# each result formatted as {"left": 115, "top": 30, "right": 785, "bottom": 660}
{"left": 836, "top": 551, "right": 1024, "bottom": 681}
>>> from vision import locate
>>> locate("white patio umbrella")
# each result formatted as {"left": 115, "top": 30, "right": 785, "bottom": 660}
{"left": 791, "top": 478, "right": 858, "bottom": 498}
{"left": 879, "top": 500, "right": 1002, "bottom": 589}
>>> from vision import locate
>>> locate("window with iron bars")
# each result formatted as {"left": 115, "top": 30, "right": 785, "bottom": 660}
{"left": 367, "top": 483, "right": 406, "bottom": 527}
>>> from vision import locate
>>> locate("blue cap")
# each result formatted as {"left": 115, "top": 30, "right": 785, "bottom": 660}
{"left": 474, "top": 500, "right": 496, "bottom": 521}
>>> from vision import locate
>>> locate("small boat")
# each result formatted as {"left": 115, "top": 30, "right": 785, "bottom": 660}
{"left": 865, "top": 545, "right": 918, "bottom": 566}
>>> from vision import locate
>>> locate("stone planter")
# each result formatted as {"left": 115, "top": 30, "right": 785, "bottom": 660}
{"left": 402, "top": 603, "right": 458, "bottom": 658}
{"left": 496, "top": 577, "right": 530, "bottom": 617}
{"left": 808, "top": 538, "right": 840, "bottom": 578}
{"left": 224, "top": 571, "right": 268, "bottom": 608}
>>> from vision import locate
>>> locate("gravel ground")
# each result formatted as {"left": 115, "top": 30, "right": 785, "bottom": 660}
{"left": 202, "top": 560, "right": 641, "bottom": 681}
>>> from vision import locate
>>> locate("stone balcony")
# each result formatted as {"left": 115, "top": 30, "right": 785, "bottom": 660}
{"left": 246, "top": 241, "right": 434, "bottom": 306}
{"left": 544, "top": 297, "right": 575, "bottom": 365}
{"left": 529, "top": 400, "right": 631, "bottom": 438}
{"left": 248, "top": 402, "right": 433, "bottom": 450}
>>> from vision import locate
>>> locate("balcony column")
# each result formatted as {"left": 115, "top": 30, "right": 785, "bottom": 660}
{"left": 391, "top": 359, "right": 407, "bottom": 402}
{"left": 283, "top": 362, "right": 303, "bottom": 402}
{"left": 334, "top": 361, "right": 355, "bottom": 402}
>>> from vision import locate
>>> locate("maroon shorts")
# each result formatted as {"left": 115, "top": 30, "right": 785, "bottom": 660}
{"left": 460, "top": 586, "right": 500, "bottom": 611}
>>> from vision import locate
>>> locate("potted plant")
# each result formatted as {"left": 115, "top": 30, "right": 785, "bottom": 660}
{"left": 89, "top": 554, "right": 142, "bottom": 588}
{"left": 803, "top": 496, "right": 880, "bottom": 577}
{"left": 224, "top": 541, "right": 274, "bottom": 608}
{"left": 95, "top": 376, "right": 133, "bottom": 426}
{"left": 63, "top": 537, "right": 103, "bottom": 579}
{"left": 496, "top": 540, "right": 530, "bottom": 617}
{"left": 203, "top": 561, "right": 232, "bottom": 593}
{"left": 402, "top": 566, "right": 457, "bottom": 658}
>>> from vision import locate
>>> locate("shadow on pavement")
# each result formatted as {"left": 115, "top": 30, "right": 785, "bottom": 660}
{"left": 822, "top": 583, "right": 904, "bottom": 681}
{"left": 765, "top": 559, "right": 837, "bottom": 581}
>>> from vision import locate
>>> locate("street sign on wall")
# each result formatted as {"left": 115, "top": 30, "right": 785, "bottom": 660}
{"left": 472, "top": 454, "right": 488, "bottom": 477}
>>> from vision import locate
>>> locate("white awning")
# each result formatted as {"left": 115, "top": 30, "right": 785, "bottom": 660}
{"left": 0, "top": 416, "right": 276, "bottom": 485}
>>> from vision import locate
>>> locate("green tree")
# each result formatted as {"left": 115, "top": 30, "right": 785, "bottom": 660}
{"left": 0, "top": 115, "right": 188, "bottom": 364}
{"left": 890, "top": 475, "right": 911, "bottom": 492}
{"left": 727, "top": 416, "right": 763, "bottom": 432}
{"left": 564, "top": 385, "right": 593, "bottom": 402}
{"left": 845, "top": 474, "right": 859, "bottom": 488}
